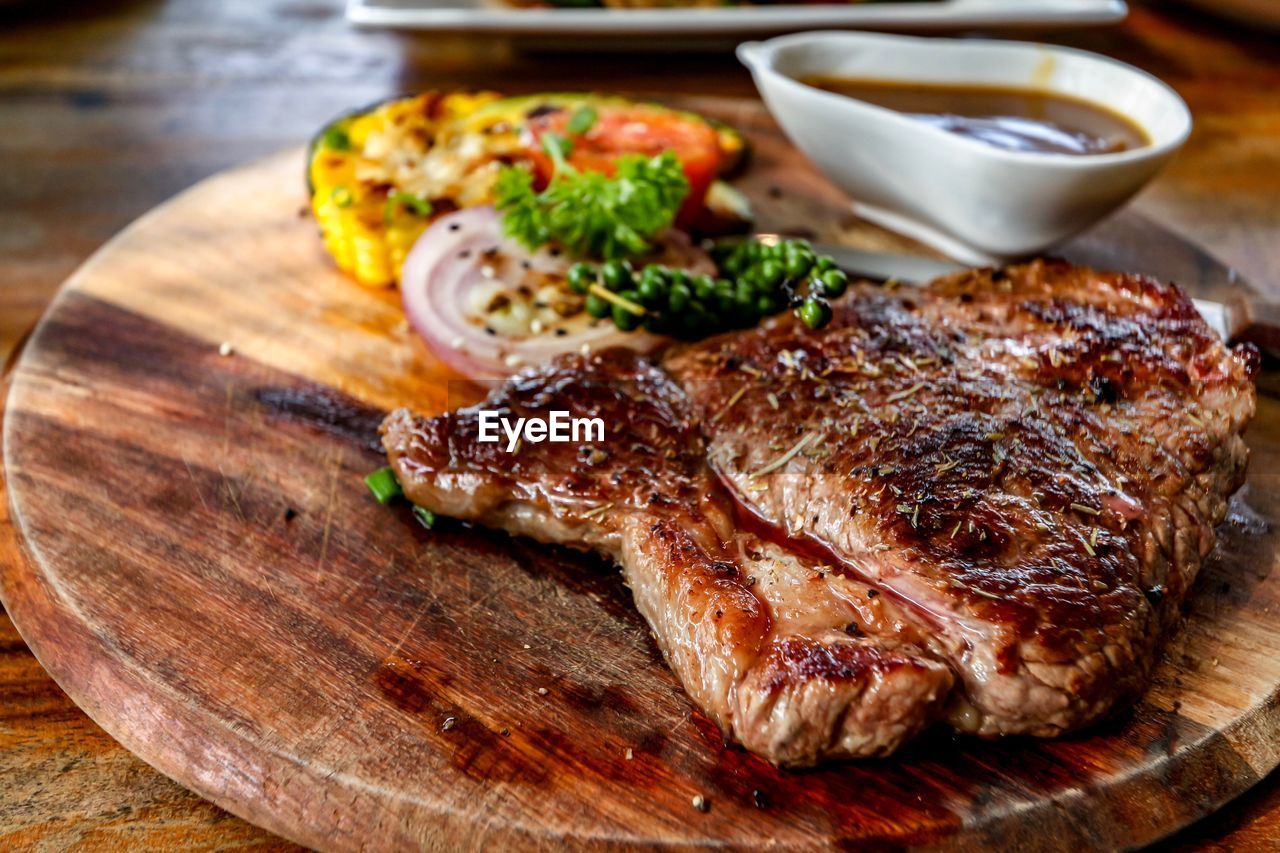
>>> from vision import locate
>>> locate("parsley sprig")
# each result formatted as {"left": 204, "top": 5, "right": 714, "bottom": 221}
{"left": 495, "top": 131, "right": 689, "bottom": 262}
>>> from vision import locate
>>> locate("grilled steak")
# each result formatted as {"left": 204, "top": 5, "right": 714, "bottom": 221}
{"left": 382, "top": 260, "right": 1258, "bottom": 764}
{"left": 382, "top": 351, "right": 954, "bottom": 763}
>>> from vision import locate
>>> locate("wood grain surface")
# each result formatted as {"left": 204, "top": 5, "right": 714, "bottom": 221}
{"left": 3, "top": 0, "right": 1280, "bottom": 849}
{"left": 3, "top": 91, "right": 1280, "bottom": 848}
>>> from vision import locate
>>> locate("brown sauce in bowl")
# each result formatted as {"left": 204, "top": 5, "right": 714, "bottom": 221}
{"left": 802, "top": 76, "right": 1150, "bottom": 156}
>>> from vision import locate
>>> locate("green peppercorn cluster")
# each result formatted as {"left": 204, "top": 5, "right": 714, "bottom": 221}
{"left": 565, "top": 238, "right": 848, "bottom": 339}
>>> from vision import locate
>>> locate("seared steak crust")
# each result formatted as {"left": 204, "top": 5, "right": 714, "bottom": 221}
{"left": 664, "top": 259, "right": 1258, "bottom": 736}
{"left": 383, "top": 260, "right": 1257, "bottom": 763}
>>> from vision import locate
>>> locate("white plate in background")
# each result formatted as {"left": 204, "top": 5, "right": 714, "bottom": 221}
{"left": 347, "top": 0, "right": 1127, "bottom": 37}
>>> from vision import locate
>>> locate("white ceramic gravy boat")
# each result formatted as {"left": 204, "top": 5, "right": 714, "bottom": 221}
{"left": 738, "top": 31, "right": 1192, "bottom": 263}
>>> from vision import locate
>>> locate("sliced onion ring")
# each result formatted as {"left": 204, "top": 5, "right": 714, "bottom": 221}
{"left": 400, "top": 206, "right": 665, "bottom": 380}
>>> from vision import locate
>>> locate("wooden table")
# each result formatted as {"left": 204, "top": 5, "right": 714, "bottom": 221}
{"left": 1, "top": 0, "right": 1277, "bottom": 848}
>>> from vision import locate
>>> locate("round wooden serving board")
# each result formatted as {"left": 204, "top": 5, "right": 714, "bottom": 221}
{"left": 2, "top": 97, "right": 1279, "bottom": 851}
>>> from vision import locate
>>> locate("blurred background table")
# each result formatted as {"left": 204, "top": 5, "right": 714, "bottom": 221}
{"left": 1, "top": 0, "right": 1277, "bottom": 848}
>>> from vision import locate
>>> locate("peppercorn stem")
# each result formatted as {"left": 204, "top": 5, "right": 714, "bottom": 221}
{"left": 587, "top": 283, "right": 646, "bottom": 317}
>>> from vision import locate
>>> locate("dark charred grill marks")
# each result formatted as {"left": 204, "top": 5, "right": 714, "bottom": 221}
{"left": 664, "top": 258, "right": 1256, "bottom": 740}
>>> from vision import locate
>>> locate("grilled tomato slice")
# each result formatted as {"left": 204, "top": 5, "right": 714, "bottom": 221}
{"left": 521, "top": 102, "right": 723, "bottom": 227}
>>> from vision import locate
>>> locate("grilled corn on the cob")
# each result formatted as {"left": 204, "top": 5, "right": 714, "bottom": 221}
{"left": 308, "top": 91, "right": 504, "bottom": 287}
